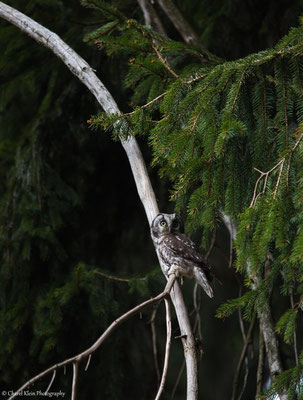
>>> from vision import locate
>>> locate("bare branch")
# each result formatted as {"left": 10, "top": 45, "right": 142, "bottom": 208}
{"left": 231, "top": 313, "right": 256, "bottom": 400}
{"left": 155, "top": 298, "right": 172, "bottom": 400}
{"left": 150, "top": 306, "right": 161, "bottom": 383}
{"left": 257, "top": 299, "right": 283, "bottom": 378}
{"left": 84, "top": 354, "right": 92, "bottom": 371}
{"left": 45, "top": 370, "right": 56, "bottom": 394}
{"left": 289, "top": 293, "right": 299, "bottom": 366}
{"left": 156, "top": 0, "right": 202, "bottom": 48}
{"left": 205, "top": 227, "right": 216, "bottom": 261}
{"left": 71, "top": 363, "right": 79, "bottom": 400}
{"left": 170, "top": 361, "right": 185, "bottom": 399}
{"left": 94, "top": 269, "right": 147, "bottom": 283}
{"left": 137, "top": 0, "right": 167, "bottom": 37}
{"left": 256, "top": 325, "right": 264, "bottom": 397}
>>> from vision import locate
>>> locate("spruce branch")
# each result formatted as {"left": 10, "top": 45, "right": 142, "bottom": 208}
{"left": 113, "top": 91, "right": 167, "bottom": 118}
{"left": 89, "top": 91, "right": 167, "bottom": 131}
{"left": 138, "top": 91, "right": 167, "bottom": 109}
{"left": 150, "top": 39, "right": 185, "bottom": 83}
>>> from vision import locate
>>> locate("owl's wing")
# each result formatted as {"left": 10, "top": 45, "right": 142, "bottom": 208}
{"left": 174, "top": 233, "right": 199, "bottom": 251}
{"left": 163, "top": 233, "right": 212, "bottom": 281}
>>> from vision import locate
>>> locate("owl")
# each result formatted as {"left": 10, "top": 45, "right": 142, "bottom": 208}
{"left": 151, "top": 213, "right": 214, "bottom": 298}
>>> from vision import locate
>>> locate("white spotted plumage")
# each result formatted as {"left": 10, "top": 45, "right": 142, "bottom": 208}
{"left": 151, "top": 213, "right": 214, "bottom": 298}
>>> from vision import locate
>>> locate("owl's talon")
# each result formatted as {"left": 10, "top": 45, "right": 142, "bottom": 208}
{"left": 168, "top": 264, "right": 181, "bottom": 278}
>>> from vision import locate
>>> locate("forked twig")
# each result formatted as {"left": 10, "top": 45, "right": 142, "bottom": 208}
{"left": 250, "top": 129, "right": 303, "bottom": 207}
{"left": 250, "top": 159, "right": 284, "bottom": 207}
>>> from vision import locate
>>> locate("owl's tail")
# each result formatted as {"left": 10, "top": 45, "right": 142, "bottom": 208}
{"left": 193, "top": 267, "right": 214, "bottom": 298}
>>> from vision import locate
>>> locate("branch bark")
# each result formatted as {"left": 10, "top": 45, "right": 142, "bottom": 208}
{"left": 154, "top": 298, "right": 172, "bottom": 400}
{"left": 0, "top": 2, "right": 198, "bottom": 399}
{"left": 156, "top": 0, "right": 202, "bottom": 48}
{"left": 137, "top": 0, "right": 167, "bottom": 37}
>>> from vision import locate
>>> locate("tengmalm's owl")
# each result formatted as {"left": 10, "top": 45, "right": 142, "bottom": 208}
{"left": 151, "top": 213, "right": 213, "bottom": 298}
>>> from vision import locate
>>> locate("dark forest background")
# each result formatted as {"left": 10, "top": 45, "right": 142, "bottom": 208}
{"left": 0, "top": 1, "right": 303, "bottom": 399}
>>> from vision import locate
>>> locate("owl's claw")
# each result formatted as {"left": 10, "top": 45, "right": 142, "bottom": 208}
{"left": 168, "top": 264, "right": 182, "bottom": 278}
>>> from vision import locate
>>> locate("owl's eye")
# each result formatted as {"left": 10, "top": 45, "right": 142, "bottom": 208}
{"left": 160, "top": 220, "right": 167, "bottom": 227}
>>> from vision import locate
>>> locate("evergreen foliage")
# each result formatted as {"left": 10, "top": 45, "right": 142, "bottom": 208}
{"left": 84, "top": 1, "right": 303, "bottom": 397}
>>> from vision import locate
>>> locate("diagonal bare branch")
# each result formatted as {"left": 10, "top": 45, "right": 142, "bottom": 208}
{"left": 137, "top": 0, "right": 167, "bottom": 36}
{"left": 156, "top": 0, "right": 202, "bottom": 48}
{"left": 8, "top": 273, "right": 178, "bottom": 400}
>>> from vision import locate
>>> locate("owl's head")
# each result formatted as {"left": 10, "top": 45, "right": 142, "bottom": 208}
{"left": 151, "top": 213, "right": 183, "bottom": 237}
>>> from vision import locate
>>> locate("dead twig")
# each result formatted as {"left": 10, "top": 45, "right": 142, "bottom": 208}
{"left": 150, "top": 306, "right": 161, "bottom": 383}
{"left": 45, "top": 370, "right": 56, "bottom": 394}
{"left": 154, "top": 298, "right": 172, "bottom": 400}
{"left": 256, "top": 325, "right": 264, "bottom": 397}
{"left": 231, "top": 313, "right": 256, "bottom": 400}
{"left": 250, "top": 159, "right": 284, "bottom": 207}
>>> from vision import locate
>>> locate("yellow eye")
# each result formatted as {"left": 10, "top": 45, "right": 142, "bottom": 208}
{"left": 160, "top": 220, "right": 167, "bottom": 227}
